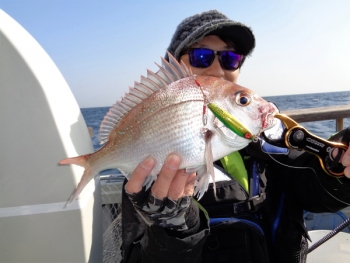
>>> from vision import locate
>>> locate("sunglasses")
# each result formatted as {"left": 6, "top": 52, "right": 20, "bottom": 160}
{"left": 181, "top": 48, "right": 243, "bottom": 71}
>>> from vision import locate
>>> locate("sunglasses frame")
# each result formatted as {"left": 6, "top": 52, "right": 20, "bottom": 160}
{"left": 181, "top": 48, "right": 244, "bottom": 71}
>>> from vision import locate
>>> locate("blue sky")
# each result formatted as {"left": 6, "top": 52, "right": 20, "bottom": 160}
{"left": 1, "top": 0, "right": 350, "bottom": 107}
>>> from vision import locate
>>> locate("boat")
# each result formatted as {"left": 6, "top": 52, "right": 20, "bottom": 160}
{"left": 0, "top": 9, "right": 349, "bottom": 263}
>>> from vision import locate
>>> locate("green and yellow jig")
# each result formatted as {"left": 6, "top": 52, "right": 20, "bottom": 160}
{"left": 195, "top": 78, "right": 255, "bottom": 141}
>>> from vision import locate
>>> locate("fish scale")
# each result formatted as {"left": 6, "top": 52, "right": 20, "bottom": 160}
{"left": 59, "top": 53, "right": 278, "bottom": 205}
{"left": 114, "top": 98, "right": 205, "bottom": 173}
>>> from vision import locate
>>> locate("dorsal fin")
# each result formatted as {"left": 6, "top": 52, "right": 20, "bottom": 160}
{"left": 98, "top": 52, "right": 193, "bottom": 145}
{"left": 161, "top": 57, "right": 184, "bottom": 79}
{"left": 154, "top": 62, "right": 176, "bottom": 84}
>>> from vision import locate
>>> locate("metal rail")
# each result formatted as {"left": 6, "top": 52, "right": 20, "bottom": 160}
{"left": 281, "top": 104, "right": 350, "bottom": 131}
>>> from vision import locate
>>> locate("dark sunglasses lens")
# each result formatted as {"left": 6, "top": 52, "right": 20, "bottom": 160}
{"left": 189, "top": 49, "right": 215, "bottom": 68}
{"left": 220, "top": 51, "right": 242, "bottom": 70}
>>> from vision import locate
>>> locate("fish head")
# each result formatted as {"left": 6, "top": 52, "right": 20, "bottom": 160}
{"left": 197, "top": 76, "right": 279, "bottom": 141}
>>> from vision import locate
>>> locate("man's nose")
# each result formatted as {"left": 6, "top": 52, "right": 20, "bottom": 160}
{"left": 205, "top": 56, "right": 224, "bottom": 78}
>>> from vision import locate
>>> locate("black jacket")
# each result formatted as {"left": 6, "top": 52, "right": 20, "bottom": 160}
{"left": 121, "top": 135, "right": 350, "bottom": 263}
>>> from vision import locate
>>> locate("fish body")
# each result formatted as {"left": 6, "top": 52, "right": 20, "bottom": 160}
{"left": 60, "top": 54, "right": 278, "bottom": 205}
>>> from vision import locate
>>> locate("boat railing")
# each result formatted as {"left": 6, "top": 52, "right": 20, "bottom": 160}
{"left": 280, "top": 104, "right": 350, "bottom": 131}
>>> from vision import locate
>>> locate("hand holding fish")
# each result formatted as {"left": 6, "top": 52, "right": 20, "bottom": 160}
{"left": 125, "top": 154, "right": 197, "bottom": 230}
{"left": 125, "top": 154, "right": 196, "bottom": 198}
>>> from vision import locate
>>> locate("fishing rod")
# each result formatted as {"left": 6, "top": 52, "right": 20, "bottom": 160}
{"left": 308, "top": 217, "right": 350, "bottom": 253}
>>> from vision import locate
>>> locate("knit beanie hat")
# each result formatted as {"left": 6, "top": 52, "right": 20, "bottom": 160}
{"left": 165, "top": 10, "right": 255, "bottom": 61}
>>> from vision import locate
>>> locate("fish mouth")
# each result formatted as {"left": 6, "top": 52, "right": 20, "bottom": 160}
{"left": 255, "top": 103, "right": 279, "bottom": 138}
{"left": 261, "top": 112, "right": 277, "bottom": 129}
{"left": 260, "top": 104, "right": 280, "bottom": 130}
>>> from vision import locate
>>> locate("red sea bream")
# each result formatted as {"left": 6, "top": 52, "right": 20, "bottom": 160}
{"left": 60, "top": 53, "right": 278, "bottom": 205}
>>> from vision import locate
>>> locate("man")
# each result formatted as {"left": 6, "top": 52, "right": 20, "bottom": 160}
{"left": 122, "top": 10, "right": 350, "bottom": 263}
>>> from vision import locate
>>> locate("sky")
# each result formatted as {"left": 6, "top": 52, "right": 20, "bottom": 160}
{"left": 1, "top": 0, "right": 350, "bottom": 108}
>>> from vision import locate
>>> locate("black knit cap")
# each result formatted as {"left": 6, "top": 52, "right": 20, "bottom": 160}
{"left": 165, "top": 10, "right": 255, "bottom": 61}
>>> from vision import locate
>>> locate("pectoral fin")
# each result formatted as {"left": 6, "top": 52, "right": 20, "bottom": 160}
{"left": 194, "top": 129, "right": 215, "bottom": 199}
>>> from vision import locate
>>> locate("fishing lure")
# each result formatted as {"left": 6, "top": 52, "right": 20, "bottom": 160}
{"left": 207, "top": 103, "right": 255, "bottom": 140}
{"left": 194, "top": 78, "right": 255, "bottom": 140}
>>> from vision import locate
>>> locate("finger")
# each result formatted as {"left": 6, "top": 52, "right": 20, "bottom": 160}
{"left": 151, "top": 154, "right": 181, "bottom": 199}
{"left": 183, "top": 173, "right": 196, "bottom": 196}
{"left": 342, "top": 147, "right": 350, "bottom": 178}
{"left": 344, "top": 166, "right": 350, "bottom": 179}
{"left": 167, "top": 169, "right": 189, "bottom": 200}
{"left": 125, "top": 157, "right": 155, "bottom": 194}
{"left": 342, "top": 148, "right": 350, "bottom": 166}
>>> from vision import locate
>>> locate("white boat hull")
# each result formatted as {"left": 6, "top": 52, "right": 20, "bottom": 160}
{"left": 307, "top": 230, "right": 350, "bottom": 263}
{"left": 0, "top": 9, "right": 102, "bottom": 262}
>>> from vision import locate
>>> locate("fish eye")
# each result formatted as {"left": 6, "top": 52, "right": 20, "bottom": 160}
{"left": 235, "top": 91, "right": 252, "bottom": 106}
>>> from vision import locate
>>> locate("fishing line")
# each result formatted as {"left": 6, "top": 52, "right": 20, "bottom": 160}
{"left": 260, "top": 137, "right": 350, "bottom": 206}
{"left": 193, "top": 77, "right": 209, "bottom": 126}
{"left": 313, "top": 170, "right": 350, "bottom": 206}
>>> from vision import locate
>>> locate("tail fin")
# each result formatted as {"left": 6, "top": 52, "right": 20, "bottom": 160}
{"left": 59, "top": 154, "right": 95, "bottom": 207}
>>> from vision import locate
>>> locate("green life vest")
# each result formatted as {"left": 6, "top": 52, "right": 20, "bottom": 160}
{"left": 220, "top": 152, "right": 249, "bottom": 192}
